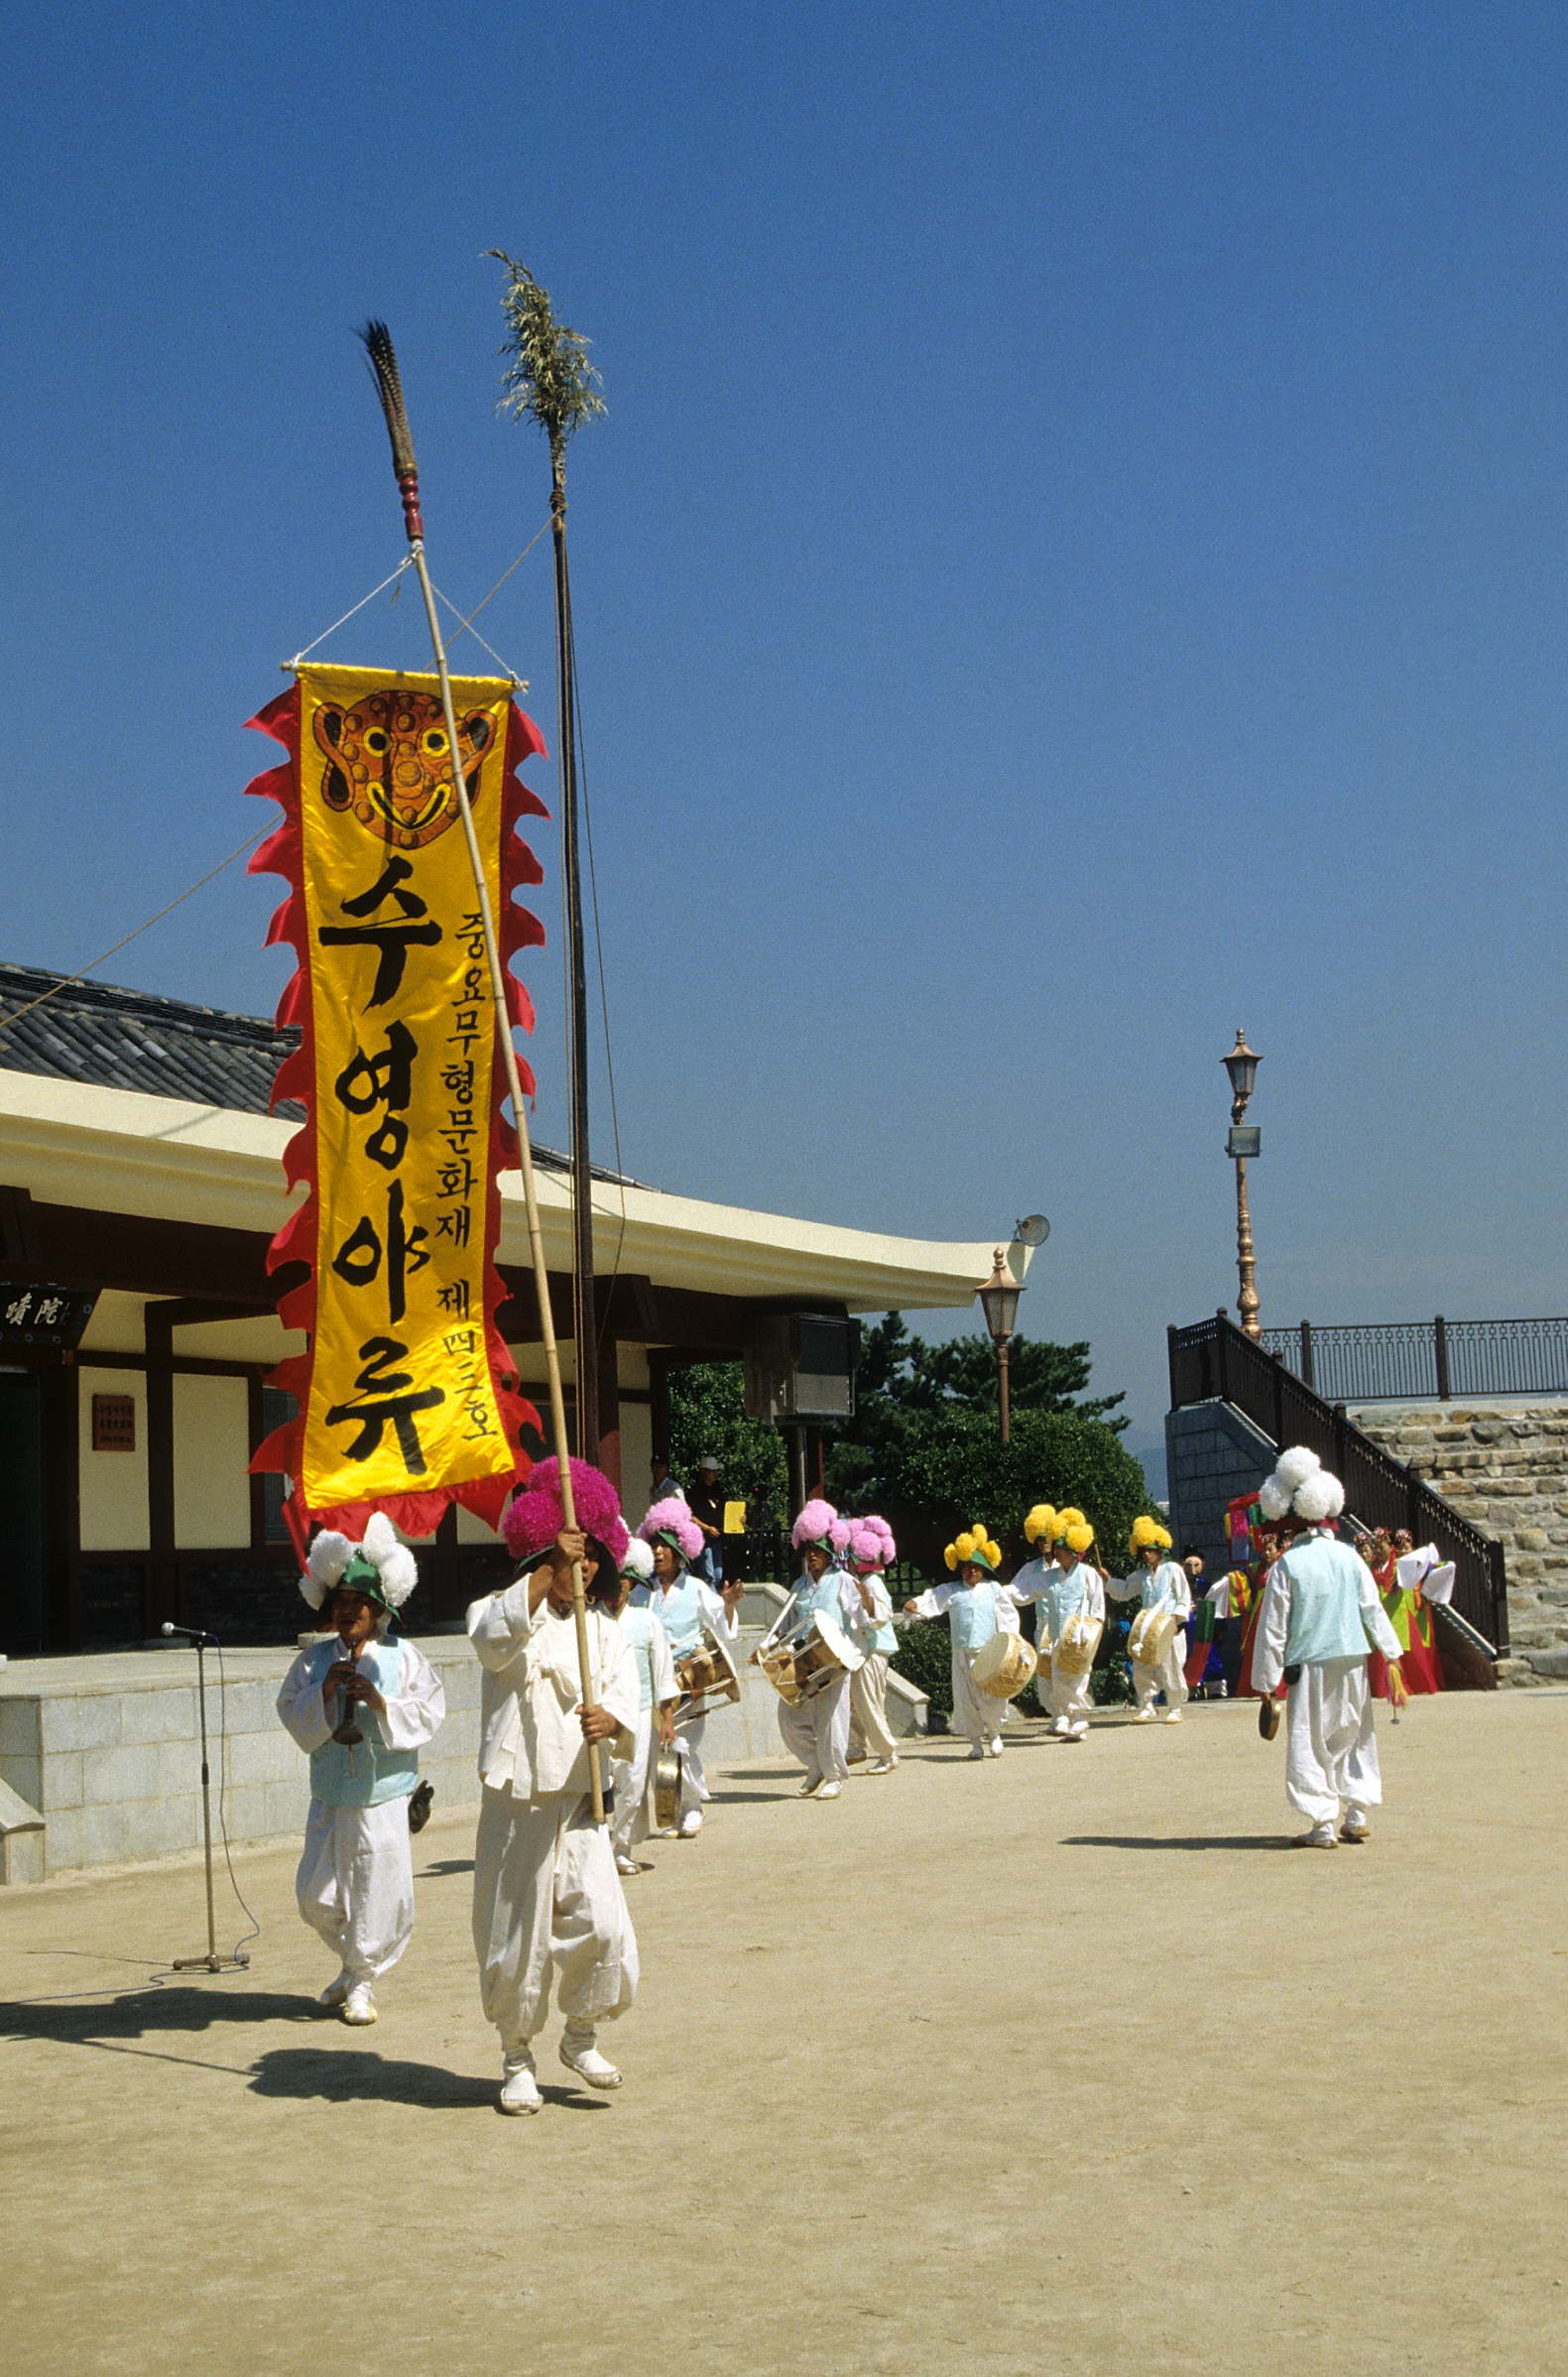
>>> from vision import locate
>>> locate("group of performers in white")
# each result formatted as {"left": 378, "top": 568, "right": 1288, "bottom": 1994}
{"left": 274, "top": 1441, "right": 1405, "bottom": 2109}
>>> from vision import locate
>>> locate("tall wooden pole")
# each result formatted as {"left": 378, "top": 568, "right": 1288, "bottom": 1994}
{"left": 1234, "top": 1155, "right": 1261, "bottom": 1340}
{"left": 551, "top": 466, "right": 598, "bottom": 1462}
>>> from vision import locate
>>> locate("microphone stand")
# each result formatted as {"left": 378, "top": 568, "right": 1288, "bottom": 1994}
{"left": 165, "top": 1628, "right": 251, "bottom": 1973}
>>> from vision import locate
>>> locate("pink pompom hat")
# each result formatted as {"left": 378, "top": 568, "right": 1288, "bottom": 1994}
{"left": 846, "top": 1515, "right": 897, "bottom": 1574}
{"left": 502, "top": 1456, "right": 629, "bottom": 1568}
{"left": 639, "top": 1495, "right": 705, "bottom": 1566}
{"left": 791, "top": 1497, "right": 849, "bottom": 1556}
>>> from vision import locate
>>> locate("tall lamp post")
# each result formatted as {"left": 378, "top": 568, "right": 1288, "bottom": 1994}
{"left": 1222, "top": 1029, "right": 1263, "bottom": 1340}
{"left": 978, "top": 1249, "right": 1025, "bottom": 1443}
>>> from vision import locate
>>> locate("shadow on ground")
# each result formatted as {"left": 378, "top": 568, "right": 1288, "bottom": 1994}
{"left": 1061, "top": 1833, "right": 1284, "bottom": 1852}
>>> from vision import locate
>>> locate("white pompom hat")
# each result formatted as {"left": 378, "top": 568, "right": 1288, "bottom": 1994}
{"left": 1258, "top": 1445, "right": 1345, "bottom": 1527}
{"left": 301, "top": 1512, "right": 418, "bottom": 1626}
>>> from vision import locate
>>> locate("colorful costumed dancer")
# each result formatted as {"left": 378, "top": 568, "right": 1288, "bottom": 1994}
{"left": 1252, "top": 1446, "right": 1405, "bottom": 1846}
{"left": 468, "top": 1457, "right": 641, "bottom": 2114}
{"left": 276, "top": 1516, "right": 445, "bottom": 2027}
{"left": 1362, "top": 1531, "right": 1447, "bottom": 1700}
{"left": 610, "top": 1537, "right": 677, "bottom": 1875}
{"left": 1009, "top": 1506, "right": 1106, "bottom": 1742}
{"left": 756, "top": 1500, "right": 866, "bottom": 1800}
{"left": 1109, "top": 1517, "right": 1193, "bottom": 1722}
{"left": 905, "top": 1524, "right": 1017, "bottom": 1760}
{"left": 639, "top": 1495, "right": 743, "bottom": 1838}
{"left": 845, "top": 1516, "right": 901, "bottom": 1775}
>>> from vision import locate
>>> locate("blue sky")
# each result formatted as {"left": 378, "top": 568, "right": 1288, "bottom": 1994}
{"left": 2, "top": 2, "right": 1566, "bottom": 1469}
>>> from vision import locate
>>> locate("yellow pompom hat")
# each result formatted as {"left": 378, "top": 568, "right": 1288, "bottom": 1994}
{"left": 945, "top": 1525, "right": 1004, "bottom": 1573}
{"left": 1130, "top": 1514, "right": 1174, "bottom": 1554}
{"left": 1024, "top": 1503, "right": 1057, "bottom": 1546}
{"left": 1049, "top": 1506, "right": 1095, "bottom": 1556}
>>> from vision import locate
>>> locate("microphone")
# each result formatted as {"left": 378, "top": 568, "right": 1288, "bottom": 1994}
{"left": 161, "top": 1622, "right": 219, "bottom": 1645}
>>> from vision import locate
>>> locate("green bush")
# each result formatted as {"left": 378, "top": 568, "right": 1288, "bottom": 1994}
{"left": 887, "top": 1406, "right": 1159, "bottom": 1572}
{"left": 888, "top": 1618, "right": 953, "bottom": 1715}
{"left": 665, "top": 1363, "right": 786, "bottom": 1520}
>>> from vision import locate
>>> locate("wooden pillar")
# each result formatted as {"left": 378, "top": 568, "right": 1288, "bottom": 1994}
{"left": 42, "top": 1360, "right": 80, "bottom": 1653}
{"left": 144, "top": 1303, "right": 178, "bottom": 1632}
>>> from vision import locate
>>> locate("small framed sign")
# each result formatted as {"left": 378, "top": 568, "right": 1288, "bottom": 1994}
{"left": 0, "top": 1285, "right": 99, "bottom": 1348}
{"left": 91, "top": 1393, "right": 137, "bottom": 1453}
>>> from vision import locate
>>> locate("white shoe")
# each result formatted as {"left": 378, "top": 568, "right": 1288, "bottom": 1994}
{"left": 614, "top": 1851, "right": 637, "bottom": 1875}
{"left": 559, "top": 2028, "right": 622, "bottom": 2089}
{"left": 499, "top": 2049, "right": 542, "bottom": 2115}
{"left": 342, "top": 1981, "right": 377, "bottom": 2025}
{"left": 1132, "top": 1707, "right": 1155, "bottom": 1724}
{"left": 867, "top": 1757, "right": 897, "bottom": 1775}
{"left": 846, "top": 1744, "right": 867, "bottom": 1764}
{"left": 813, "top": 1782, "right": 843, "bottom": 1801}
{"left": 796, "top": 1773, "right": 823, "bottom": 1798}
{"left": 677, "top": 1809, "right": 702, "bottom": 1837}
{"left": 966, "top": 1744, "right": 986, "bottom": 1761}
{"left": 1340, "top": 1812, "right": 1371, "bottom": 1843}
{"left": 986, "top": 1738, "right": 1004, "bottom": 1759}
{"left": 1164, "top": 1708, "right": 1183, "bottom": 1724}
{"left": 1052, "top": 1716, "right": 1071, "bottom": 1737}
{"left": 316, "top": 1972, "right": 351, "bottom": 2011}
{"left": 1069, "top": 1719, "right": 1089, "bottom": 1740}
{"left": 1292, "top": 1821, "right": 1338, "bottom": 1850}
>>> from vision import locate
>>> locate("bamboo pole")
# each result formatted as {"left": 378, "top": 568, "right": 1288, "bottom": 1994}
{"left": 355, "top": 321, "right": 605, "bottom": 1820}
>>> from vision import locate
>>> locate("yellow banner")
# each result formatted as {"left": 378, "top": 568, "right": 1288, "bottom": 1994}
{"left": 296, "top": 665, "right": 517, "bottom": 1509}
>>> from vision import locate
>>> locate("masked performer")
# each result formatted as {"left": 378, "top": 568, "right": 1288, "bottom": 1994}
{"left": 1109, "top": 1517, "right": 1193, "bottom": 1722}
{"left": 904, "top": 1525, "right": 1016, "bottom": 1760}
{"left": 609, "top": 1537, "right": 678, "bottom": 1874}
{"left": 844, "top": 1515, "right": 901, "bottom": 1775}
{"left": 469, "top": 1457, "right": 640, "bottom": 2115}
{"left": 1009, "top": 1506, "right": 1106, "bottom": 1741}
{"left": 1251, "top": 1446, "right": 1405, "bottom": 1846}
{"left": 1363, "top": 1529, "right": 1447, "bottom": 1700}
{"left": 638, "top": 1496, "right": 744, "bottom": 1839}
{"left": 754, "top": 1500, "right": 866, "bottom": 1800}
{"left": 276, "top": 1516, "right": 445, "bottom": 2027}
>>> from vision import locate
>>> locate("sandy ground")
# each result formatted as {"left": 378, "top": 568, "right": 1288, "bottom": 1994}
{"left": 1, "top": 1688, "right": 1565, "bottom": 2377}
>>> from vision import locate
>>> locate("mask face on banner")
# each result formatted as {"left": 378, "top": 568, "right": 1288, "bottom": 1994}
{"left": 247, "top": 665, "right": 551, "bottom": 1537}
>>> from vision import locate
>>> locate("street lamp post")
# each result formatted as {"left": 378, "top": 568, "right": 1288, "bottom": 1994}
{"left": 977, "top": 1248, "right": 1024, "bottom": 1443}
{"left": 1222, "top": 1029, "right": 1263, "bottom": 1340}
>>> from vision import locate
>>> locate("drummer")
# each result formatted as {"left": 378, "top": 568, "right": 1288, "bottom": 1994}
{"left": 904, "top": 1526, "right": 1017, "bottom": 1761}
{"left": 637, "top": 1498, "right": 744, "bottom": 1840}
{"left": 1108, "top": 1518, "right": 1192, "bottom": 1723}
{"left": 1008, "top": 1507, "right": 1105, "bottom": 1742}
{"left": 754, "top": 1499, "right": 866, "bottom": 1801}
{"left": 608, "top": 1538, "right": 678, "bottom": 1877}
{"left": 844, "top": 1516, "right": 901, "bottom": 1776}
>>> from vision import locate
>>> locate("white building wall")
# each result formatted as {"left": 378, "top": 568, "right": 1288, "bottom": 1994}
{"left": 78, "top": 1367, "right": 150, "bottom": 1552}
{"left": 173, "top": 1374, "right": 252, "bottom": 1549}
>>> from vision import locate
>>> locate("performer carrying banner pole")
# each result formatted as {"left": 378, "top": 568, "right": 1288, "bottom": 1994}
{"left": 356, "top": 321, "right": 604, "bottom": 1822}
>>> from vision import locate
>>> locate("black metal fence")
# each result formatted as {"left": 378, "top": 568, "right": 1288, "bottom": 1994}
{"left": 1169, "top": 1310, "right": 1509, "bottom": 1653}
{"left": 1258, "top": 1315, "right": 1568, "bottom": 1404}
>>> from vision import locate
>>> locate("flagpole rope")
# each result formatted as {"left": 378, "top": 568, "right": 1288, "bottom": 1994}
{"left": 283, "top": 557, "right": 418, "bottom": 670}
{"left": 0, "top": 824, "right": 271, "bottom": 1037}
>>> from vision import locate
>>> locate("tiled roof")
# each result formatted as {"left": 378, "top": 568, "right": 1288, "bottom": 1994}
{"left": 0, "top": 963, "right": 638, "bottom": 1184}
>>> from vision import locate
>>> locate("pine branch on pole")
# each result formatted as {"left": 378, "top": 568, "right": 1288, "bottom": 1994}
{"left": 353, "top": 318, "right": 605, "bottom": 1823}
{"left": 487, "top": 253, "right": 605, "bottom": 1464}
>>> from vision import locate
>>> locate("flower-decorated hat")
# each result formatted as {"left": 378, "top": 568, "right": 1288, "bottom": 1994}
{"left": 502, "top": 1456, "right": 629, "bottom": 1570}
{"left": 791, "top": 1498, "right": 850, "bottom": 1557}
{"left": 945, "top": 1523, "right": 1003, "bottom": 1573}
{"left": 1258, "top": 1444, "right": 1345, "bottom": 1526}
{"left": 619, "top": 1536, "right": 656, "bottom": 1585}
{"left": 846, "top": 1515, "right": 896, "bottom": 1573}
{"left": 1051, "top": 1507, "right": 1096, "bottom": 1558}
{"left": 639, "top": 1495, "right": 705, "bottom": 1566}
{"left": 1024, "top": 1503, "right": 1057, "bottom": 1547}
{"left": 1130, "top": 1514, "right": 1174, "bottom": 1556}
{"left": 302, "top": 1512, "right": 417, "bottom": 1625}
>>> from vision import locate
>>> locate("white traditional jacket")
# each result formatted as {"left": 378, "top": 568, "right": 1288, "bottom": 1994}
{"left": 467, "top": 1582, "right": 639, "bottom": 1800}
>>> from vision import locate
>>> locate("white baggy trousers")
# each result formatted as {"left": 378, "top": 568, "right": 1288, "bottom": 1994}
{"left": 849, "top": 1651, "right": 899, "bottom": 1762}
{"left": 472, "top": 1786, "right": 639, "bottom": 2048}
{"left": 1132, "top": 1638, "right": 1189, "bottom": 1714}
{"left": 296, "top": 1799, "right": 416, "bottom": 1982}
{"left": 778, "top": 1670, "right": 852, "bottom": 1784}
{"left": 1283, "top": 1656, "right": 1383, "bottom": 1824}
{"left": 950, "top": 1648, "right": 1003, "bottom": 1750}
{"left": 1043, "top": 1658, "right": 1095, "bottom": 1723}
{"left": 611, "top": 1709, "right": 654, "bottom": 1859}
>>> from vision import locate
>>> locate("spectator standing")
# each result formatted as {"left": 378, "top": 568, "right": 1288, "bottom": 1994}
{"left": 687, "top": 1454, "right": 726, "bottom": 1588}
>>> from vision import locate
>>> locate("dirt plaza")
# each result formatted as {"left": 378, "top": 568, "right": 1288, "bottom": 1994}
{"left": 2, "top": 1689, "right": 1564, "bottom": 2377}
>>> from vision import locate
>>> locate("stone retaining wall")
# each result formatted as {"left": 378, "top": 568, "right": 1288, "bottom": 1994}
{"left": 1349, "top": 1399, "right": 1568, "bottom": 1687}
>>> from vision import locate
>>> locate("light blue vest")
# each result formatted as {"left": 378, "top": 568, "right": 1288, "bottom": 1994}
{"left": 1277, "top": 1533, "right": 1381, "bottom": 1666}
{"left": 655, "top": 1572, "right": 704, "bottom": 1658}
{"left": 620, "top": 1602, "right": 657, "bottom": 1712}
{"left": 948, "top": 1580, "right": 1001, "bottom": 1655}
{"left": 1141, "top": 1559, "right": 1185, "bottom": 1617}
{"left": 1045, "top": 1561, "right": 1097, "bottom": 1643}
{"left": 306, "top": 1638, "right": 419, "bottom": 1808}
{"left": 851, "top": 1576, "right": 897, "bottom": 1658}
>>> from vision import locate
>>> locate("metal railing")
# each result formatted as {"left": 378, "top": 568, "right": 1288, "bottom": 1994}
{"left": 1257, "top": 1315, "right": 1568, "bottom": 1404}
{"left": 1169, "top": 1310, "right": 1509, "bottom": 1653}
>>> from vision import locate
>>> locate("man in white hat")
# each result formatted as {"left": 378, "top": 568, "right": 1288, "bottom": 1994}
{"left": 1252, "top": 1446, "right": 1405, "bottom": 1847}
{"left": 276, "top": 1516, "right": 445, "bottom": 2027}
{"left": 687, "top": 1453, "right": 726, "bottom": 1588}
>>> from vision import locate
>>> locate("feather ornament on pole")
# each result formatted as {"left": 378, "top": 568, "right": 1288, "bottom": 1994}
{"left": 485, "top": 254, "right": 603, "bottom": 1466}
{"left": 353, "top": 317, "right": 605, "bottom": 1823}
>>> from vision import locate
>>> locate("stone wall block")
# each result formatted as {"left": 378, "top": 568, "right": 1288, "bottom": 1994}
{"left": 263, "top": 1778, "right": 308, "bottom": 1838}
{"left": 41, "top": 1696, "right": 121, "bottom": 1754}
{"left": 81, "top": 1802, "right": 130, "bottom": 1864}
{"left": 43, "top": 1751, "right": 84, "bottom": 1812}
{"left": 82, "top": 1743, "right": 161, "bottom": 1802}
{"left": 0, "top": 1700, "right": 40, "bottom": 1759}
{"left": 44, "top": 1808, "right": 83, "bottom": 1868}
{"left": 120, "top": 1689, "right": 196, "bottom": 1747}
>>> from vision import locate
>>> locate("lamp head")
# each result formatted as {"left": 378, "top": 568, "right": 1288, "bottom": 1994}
{"left": 977, "top": 1248, "right": 1023, "bottom": 1345}
{"left": 1223, "top": 1028, "right": 1261, "bottom": 1120}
